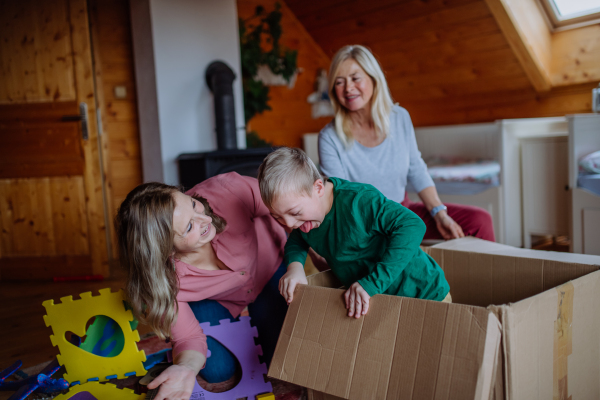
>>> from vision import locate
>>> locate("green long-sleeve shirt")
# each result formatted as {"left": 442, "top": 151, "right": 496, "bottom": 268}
{"left": 284, "top": 177, "right": 449, "bottom": 301}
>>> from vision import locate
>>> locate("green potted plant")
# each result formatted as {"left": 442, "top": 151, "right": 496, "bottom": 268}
{"left": 239, "top": 3, "right": 298, "bottom": 147}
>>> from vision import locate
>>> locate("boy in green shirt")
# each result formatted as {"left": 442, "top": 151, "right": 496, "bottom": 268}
{"left": 257, "top": 147, "right": 450, "bottom": 318}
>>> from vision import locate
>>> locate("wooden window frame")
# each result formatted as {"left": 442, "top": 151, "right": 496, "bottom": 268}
{"left": 538, "top": 0, "right": 600, "bottom": 30}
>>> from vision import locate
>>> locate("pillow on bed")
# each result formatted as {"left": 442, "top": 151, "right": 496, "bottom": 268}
{"left": 580, "top": 151, "right": 600, "bottom": 174}
{"left": 425, "top": 157, "right": 501, "bottom": 184}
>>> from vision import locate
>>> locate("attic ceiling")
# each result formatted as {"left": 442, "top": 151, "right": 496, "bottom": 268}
{"left": 284, "top": 0, "right": 597, "bottom": 126}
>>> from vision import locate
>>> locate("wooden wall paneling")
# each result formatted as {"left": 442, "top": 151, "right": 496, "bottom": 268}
{"left": 106, "top": 121, "right": 142, "bottom": 159}
{"left": 289, "top": 0, "right": 478, "bottom": 37}
{"left": 68, "top": 0, "right": 110, "bottom": 277}
{"left": 0, "top": 177, "right": 89, "bottom": 258}
{"left": 303, "top": 0, "right": 486, "bottom": 56}
{"left": 284, "top": 0, "right": 597, "bottom": 128}
{"left": 482, "top": 0, "right": 551, "bottom": 92}
{"left": 50, "top": 177, "right": 89, "bottom": 255}
{"left": 387, "top": 47, "right": 518, "bottom": 79}
{"left": 483, "top": 0, "right": 600, "bottom": 89}
{"left": 24, "top": 179, "right": 54, "bottom": 256}
{"left": 0, "top": 255, "right": 92, "bottom": 281}
{"left": 88, "top": 0, "right": 116, "bottom": 261}
{"left": 0, "top": 181, "right": 13, "bottom": 257}
{"left": 0, "top": 102, "right": 86, "bottom": 179}
{"left": 3, "top": 180, "right": 33, "bottom": 256}
{"left": 368, "top": 15, "right": 503, "bottom": 65}
{"left": 373, "top": 27, "right": 510, "bottom": 71}
{"left": 388, "top": 59, "right": 524, "bottom": 92}
{"left": 0, "top": 0, "right": 76, "bottom": 103}
{"left": 90, "top": 0, "right": 144, "bottom": 259}
{"left": 0, "top": 124, "right": 84, "bottom": 178}
{"left": 237, "top": 0, "right": 332, "bottom": 147}
{"left": 405, "top": 82, "right": 595, "bottom": 126}
{"left": 551, "top": 24, "right": 600, "bottom": 86}
{"left": 396, "top": 75, "right": 533, "bottom": 103}
{"left": 8, "top": 181, "right": 31, "bottom": 256}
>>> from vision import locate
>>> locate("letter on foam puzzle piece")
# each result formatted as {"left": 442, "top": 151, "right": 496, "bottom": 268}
{"left": 53, "top": 382, "right": 145, "bottom": 399}
{"left": 42, "top": 288, "right": 147, "bottom": 384}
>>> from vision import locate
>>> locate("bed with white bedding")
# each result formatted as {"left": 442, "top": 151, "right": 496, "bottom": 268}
{"left": 407, "top": 123, "right": 505, "bottom": 243}
{"left": 407, "top": 158, "right": 501, "bottom": 195}
{"left": 578, "top": 151, "right": 600, "bottom": 196}
{"left": 569, "top": 114, "right": 600, "bottom": 255}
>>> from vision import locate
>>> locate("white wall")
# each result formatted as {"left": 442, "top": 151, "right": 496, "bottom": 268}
{"left": 150, "top": 0, "right": 246, "bottom": 185}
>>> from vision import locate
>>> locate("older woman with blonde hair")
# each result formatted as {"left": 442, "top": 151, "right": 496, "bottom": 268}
{"left": 318, "top": 45, "right": 495, "bottom": 242}
{"left": 116, "top": 172, "right": 287, "bottom": 400}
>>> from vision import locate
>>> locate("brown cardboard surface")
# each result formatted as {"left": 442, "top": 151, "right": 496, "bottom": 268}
{"left": 425, "top": 245, "right": 599, "bottom": 307}
{"left": 431, "top": 237, "right": 600, "bottom": 265}
{"left": 498, "top": 270, "right": 600, "bottom": 400}
{"left": 428, "top": 238, "right": 600, "bottom": 400}
{"left": 307, "top": 270, "right": 342, "bottom": 288}
{"left": 270, "top": 283, "right": 501, "bottom": 400}
{"left": 273, "top": 238, "right": 600, "bottom": 400}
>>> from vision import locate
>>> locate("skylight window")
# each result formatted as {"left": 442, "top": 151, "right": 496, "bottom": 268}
{"left": 541, "top": 0, "right": 600, "bottom": 29}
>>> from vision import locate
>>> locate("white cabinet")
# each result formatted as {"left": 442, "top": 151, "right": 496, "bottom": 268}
{"left": 520, "top": 136, "right": 569, "bottom": 248}
{"left": 582, "top": 208, "right": 600, "bottom": 255}
{"left": 500, "top": 117, "right": 568, "bottom": 247}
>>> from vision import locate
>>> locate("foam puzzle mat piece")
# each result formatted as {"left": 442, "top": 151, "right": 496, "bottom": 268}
{"left": 53, "top": 382, "right": 145, "bottom": 399}
{"left": 196, "top": 316, "right": 272, "bottom": 399}
{"left": 42, "top": 289, "right": 146, "bottom": 384}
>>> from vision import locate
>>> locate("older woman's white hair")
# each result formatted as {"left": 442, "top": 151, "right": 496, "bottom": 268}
{"left": 328, "top": 45, "right": 394, "bottom": 148}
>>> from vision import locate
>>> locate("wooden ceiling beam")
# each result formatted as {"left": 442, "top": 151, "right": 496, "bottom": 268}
{"left": 483, "top": 0, "right": 552, "bottom": 92}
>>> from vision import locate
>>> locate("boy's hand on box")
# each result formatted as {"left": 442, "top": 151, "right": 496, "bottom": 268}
{"left": 344, "top": 282, "right": 370, "bottom": 318}
{"left": 279, "top": 262, "right": 308, "bottom": 304}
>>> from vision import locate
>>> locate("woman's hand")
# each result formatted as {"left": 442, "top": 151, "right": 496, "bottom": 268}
{"left": 279, "top": 262, "right": 308, "bottom": 304}
{"left": 344, "top": 282, "right": 371, "bottom": 318}
{"left": 147, "top": 350, "right": 205, "bottom": 400}
{"left": 146, "top": 363, "right": 198, "bottom": 400}
{"left": 434, "top": 210, "right": 464, "bottom": 240}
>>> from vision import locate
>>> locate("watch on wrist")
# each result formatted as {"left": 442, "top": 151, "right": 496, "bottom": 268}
{"left": 430, "top": 204, "right": 447, "bottom": 218}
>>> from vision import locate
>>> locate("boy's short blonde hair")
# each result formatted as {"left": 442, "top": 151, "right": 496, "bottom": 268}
{"left": 257, "top": 147, "right": 323, "bottom": 208}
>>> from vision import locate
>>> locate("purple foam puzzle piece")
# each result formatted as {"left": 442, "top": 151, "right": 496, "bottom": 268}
{"left": 69, "top": 393, "right": 99, "bottom": 400}
{"left": 195, "top": 316, "right": 272, "bottom": 400}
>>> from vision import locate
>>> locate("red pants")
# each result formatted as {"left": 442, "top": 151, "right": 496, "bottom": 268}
{"left": 402, "top": 196, "right": 496, "bottom": 242}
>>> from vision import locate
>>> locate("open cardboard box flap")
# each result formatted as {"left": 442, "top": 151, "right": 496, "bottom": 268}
{"left": 269, "top": 238, "right": 600, "bottom": 400}
{"left": 269, "top": 270, "right": 502, "bottom": 399}
{"left": 425, "top": 238, "right": 600, "bottom": 399}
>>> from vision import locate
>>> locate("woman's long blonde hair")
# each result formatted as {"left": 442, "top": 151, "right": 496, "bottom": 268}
{"left": 115, "top": 182, "right": 226, "bottom": 339}
{"left": 328, "top": 45, "right": 394, "bottom": 148}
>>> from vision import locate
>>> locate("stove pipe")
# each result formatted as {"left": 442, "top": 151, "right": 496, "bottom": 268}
{"left": 205, "top": 61, "right": 237, "bottom": 150}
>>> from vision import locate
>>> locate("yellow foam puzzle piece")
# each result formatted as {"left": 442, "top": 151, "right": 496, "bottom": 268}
{"left": 256, "top": 393, "right": 275, "bottom": 400}
{"left": 42, "top": 288, "right": 147, "bottom": 383}
{"left": 53, "top": 381, "right": 145, "bottom": 399}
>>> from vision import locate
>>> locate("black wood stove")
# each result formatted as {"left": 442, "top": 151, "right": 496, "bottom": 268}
{"left": 177, "top": 61, "right": 274, "bottom": 190}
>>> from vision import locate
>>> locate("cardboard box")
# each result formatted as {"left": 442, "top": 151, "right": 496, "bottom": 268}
{"left": 268, "top": 238, "right": 600, "bottom": 400}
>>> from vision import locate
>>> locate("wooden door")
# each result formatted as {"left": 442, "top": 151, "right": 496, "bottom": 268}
{"left": 0, "top": 0, "right": 110, "bottom": 280}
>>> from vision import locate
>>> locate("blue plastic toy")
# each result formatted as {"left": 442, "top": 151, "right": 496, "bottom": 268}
{"left": 0, "top": 359, "right": 69, "bottom": 400}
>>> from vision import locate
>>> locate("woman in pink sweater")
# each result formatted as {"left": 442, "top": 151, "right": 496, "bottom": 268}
{"left": 116, "top": 172, "right": 287, "bottom": 400}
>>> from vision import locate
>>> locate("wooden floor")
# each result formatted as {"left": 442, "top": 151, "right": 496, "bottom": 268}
{"left": 0, "top": 267, "right": 152, "bottom": 370}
